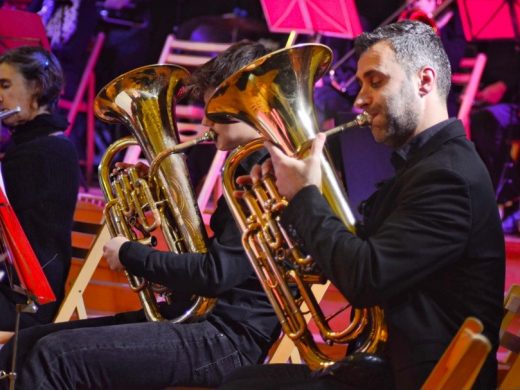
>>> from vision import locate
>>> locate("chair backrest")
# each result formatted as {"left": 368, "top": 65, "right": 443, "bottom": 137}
{"left": 122, "top": 35, "right": 233, "bottom": 218}
{"left": 57, "top": 32, "right": 105, "bottom": 186}
{"left": 158, "top": 34, "right": 232, "bottom": 69}
{"left": 158, "top": 34, "right": 231, "bottom": 125}
{"left": 421, "top": 316, "right": 492, "bottom": 390}
{"left": 70, "top": 194, "right": 105, "bottom": 263}
{"left": 54, "top": 193, "right": 105, "bottom": 321}
{"left": 60, "top": 32, "right": 106, "bottom": 137}
{"left": 452, "top": 53, "right": 488, "bottom": 139}
{"left": 122, "top": 35, "right": 232, "bottom": 166}
{"left": 498, "top": 284, "right": 520, "bottom": 390}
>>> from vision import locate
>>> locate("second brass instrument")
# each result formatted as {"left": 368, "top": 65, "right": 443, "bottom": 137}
{"left": 95, "top": 64, "right": 215, "bottom": 323}
{"left": 206, "top": 44, "right": 387, "bottom": 370}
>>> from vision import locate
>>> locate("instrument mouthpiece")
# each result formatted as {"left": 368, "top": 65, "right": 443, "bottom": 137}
{"left": 323, "top": 111, "right": 372, "bottom": 138}
{"left": 0, "top": 106, "right": 21, "bottom": 120}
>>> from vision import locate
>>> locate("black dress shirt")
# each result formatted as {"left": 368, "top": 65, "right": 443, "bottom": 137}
{"left": 1, "top": 113, "right": 80, "bottom": 327}
{"left": 280, "top": 119, "right": 505, "bottom": 389}
{"left": 119, "top": 148, "right": 281, "bottom": 364}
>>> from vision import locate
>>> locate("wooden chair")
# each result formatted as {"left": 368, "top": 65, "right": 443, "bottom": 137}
{"left": 53, "top": 193, "right": 106, "bottom": 322}
{"left": 58, "top": 32, "right": 105, "bottom": 186}
{"left": 421, "top": 317, "right": 492, "bottom": 390}
{"left": 158, "top": 34, "right": 232, "bottom": 69}
{"left": 452, "top": 53, "right": 488, "bottom": 139}
{"left": 53, "top": 193, "right": 140, "bottom": 322}
{"left": 498, "top": 284, "right": 520, "bottom": 390}
{"left": 159, "top": 34, "right": 231, "bottom": 133}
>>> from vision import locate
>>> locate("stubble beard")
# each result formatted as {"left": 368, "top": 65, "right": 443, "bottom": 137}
{"left": 384, "top": 81, "right": 420, "bottom": 149}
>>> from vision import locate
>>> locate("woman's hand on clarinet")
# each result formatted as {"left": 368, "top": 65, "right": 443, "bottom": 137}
{"left": 103, "top": 236, "right": 129, "bottom": 272}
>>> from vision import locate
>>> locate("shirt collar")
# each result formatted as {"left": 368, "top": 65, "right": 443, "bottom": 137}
{"left": 391, "top": 118, "right": 456, "bottom": 171}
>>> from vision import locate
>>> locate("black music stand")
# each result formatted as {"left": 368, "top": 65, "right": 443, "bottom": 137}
{"left": 0, "top": 8, "right": 50, "bottom": 55}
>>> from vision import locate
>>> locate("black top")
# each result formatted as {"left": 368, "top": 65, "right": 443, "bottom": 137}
{"left": 119, "top": 149, "right": 281, "bottom": 364}
{"left": 1, "top": 113, "right": 80, "bottom": 327}
{"left": 281, "top": 120, "right": 505, "bottom": 389}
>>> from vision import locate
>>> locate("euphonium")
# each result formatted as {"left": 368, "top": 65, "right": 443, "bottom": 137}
{"left": 95, "top": 64, "right": 216, "bottom": 322}
{"left": 206, "top": 44, "right": 387, "bottom": 370}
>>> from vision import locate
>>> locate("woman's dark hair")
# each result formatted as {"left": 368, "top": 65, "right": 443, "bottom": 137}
{"left": 188, "top": 40, "right": 270, "bottom": 101}
{"left": 0, "top": 45, "right": 64, "bottom": 110}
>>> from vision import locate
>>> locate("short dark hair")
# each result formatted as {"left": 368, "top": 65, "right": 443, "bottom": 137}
{"left": 354, "top": 20, "right": 451, "bottom": 99}
{"left": 0, "top": 46, "right": 64, "bottom": 110}
{"left": 188, "top": 40, "right": 269, "bottom": 100}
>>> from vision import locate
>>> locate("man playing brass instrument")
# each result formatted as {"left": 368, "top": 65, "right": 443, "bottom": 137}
{"left": 0, "top": 42, "right": 281, "bottom": 390}
{"left": 222, "top": 21, "right": 505, "bottom": 389}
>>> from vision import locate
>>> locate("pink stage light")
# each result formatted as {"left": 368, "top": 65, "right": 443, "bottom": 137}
{"left": 260, "top": 0, "right": 363, "bottom": 39}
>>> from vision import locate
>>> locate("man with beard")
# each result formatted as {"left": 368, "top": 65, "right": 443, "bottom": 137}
{"left": 221, "top": 21, "right": 505, "bottom": 390}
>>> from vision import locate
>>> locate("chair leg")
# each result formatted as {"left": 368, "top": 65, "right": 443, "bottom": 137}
{"left": 54, "top": 224, "right": 110, "bottom": 323}
{"left": 86, "top": 74, "right": 96, "bottom": 186}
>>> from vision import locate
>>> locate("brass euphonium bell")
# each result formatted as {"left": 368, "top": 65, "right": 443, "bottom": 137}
{"left": 95, "top": 64, "right": 215, "bottom": 322}
{"left": 206, "top": 44, "right": 387, "bottom": 369}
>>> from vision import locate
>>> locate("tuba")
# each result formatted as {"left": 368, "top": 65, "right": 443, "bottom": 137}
{"left": 206, "top": 44, "right": 387, "bottom": 370}
{"left": 95, "top": 64, "right": 215, "bottom": 322}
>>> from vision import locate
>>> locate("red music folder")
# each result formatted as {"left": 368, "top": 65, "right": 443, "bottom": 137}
{"left": 0, "top": 188, "right": 55, "bottom": 305}
{"left": 457, "top": 0, "right": 520, "bottom": 40}
{"left": 0, "top": 8, "right": 50, "bottom": 55}
{"left": 260, "top": 0, "right": 363, "bottom": 38}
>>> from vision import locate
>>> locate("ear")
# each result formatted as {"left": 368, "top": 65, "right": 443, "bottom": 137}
{"left": 418, "top": 66, "right": 436, "bottom": 97}
{"left": 29, "top": 90, "right": 40, "bottom": 110}
{"left": 30, "top": 98, "right": 39, "bottom": 110}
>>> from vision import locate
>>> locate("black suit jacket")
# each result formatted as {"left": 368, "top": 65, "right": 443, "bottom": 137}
{"left": 281, "top": 119, "right": 505, "bottom": 389}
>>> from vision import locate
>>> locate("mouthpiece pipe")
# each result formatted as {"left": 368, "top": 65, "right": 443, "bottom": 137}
{"left": 322, "top": 112, "right": 371, "bottom": 138}
{"left": 0, "top": 107, "right": 21, "bottom": 120}
{"left": 148, "top": 130, "right": 216, "bottom": 182}
{"left": 270, "top": 112, "right": 371, "bottom": 155}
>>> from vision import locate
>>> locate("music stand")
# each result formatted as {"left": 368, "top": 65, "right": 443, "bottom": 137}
{"left": 458, "top": 1, "right": 520, "bottom": 207}
{"left": 0, "top": 8, "right": 50, "bottom": 55}
{"left": 457, "top": 0, "right": 520, "bottom": 41}
{"left": 260, "top": 0, "right": 363, "bottom": 40}
{"left": 0, "top": 185, "right": 55, "bottom": 390}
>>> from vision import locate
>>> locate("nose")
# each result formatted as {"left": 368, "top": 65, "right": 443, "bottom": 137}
{"left": 354, "top": 89, "right": 370, "bottom": 111}
{"left": 201, "top": 116, "right": 215, "bottom": 128}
